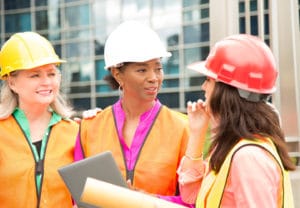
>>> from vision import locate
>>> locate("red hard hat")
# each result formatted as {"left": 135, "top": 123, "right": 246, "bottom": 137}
{"left": 188, "top": 34, "right": 278, "bottom": 94}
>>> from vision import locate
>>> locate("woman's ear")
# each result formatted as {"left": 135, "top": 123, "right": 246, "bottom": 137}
{"left": 7, "top": 76, "right": 16, "bottom": 92}
{"left": 111, "top": 67, "right": 122, "bottom": 85}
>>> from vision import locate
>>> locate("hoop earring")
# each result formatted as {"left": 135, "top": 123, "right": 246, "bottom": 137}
{"left": 118, "top": 85, "right": 123, "bottom": 98}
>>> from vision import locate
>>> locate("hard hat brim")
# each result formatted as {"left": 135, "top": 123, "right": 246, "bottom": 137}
{"left": 187, "top": 61, "right": 217, "bottom": 79}
{"left": 104, "top": 52, "right": 172, "bottom": 70}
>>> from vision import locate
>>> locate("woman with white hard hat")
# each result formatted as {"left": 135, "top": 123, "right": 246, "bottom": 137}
{"left": 178, "top": 34, "right": 295, "bottom": 207}
{"left": 74, "top": 20, "right": 191, "bottom": 206}
{"left": 0, "top": 32, "right": 79, "bottom": 207}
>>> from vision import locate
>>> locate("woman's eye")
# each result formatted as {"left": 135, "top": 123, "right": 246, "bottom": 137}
{"left": 137, "top": 69, "right": 146, "bottom": 73}
{"left": 49, "top": 73, "right": 56, "bottom": 77}
{"left": 30, "top": 74, "right": 39, "bottom": 78}
{"left": 157, "top": 67, "right": 163, "bottom": 72}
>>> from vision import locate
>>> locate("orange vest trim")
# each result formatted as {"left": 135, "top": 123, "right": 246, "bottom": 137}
{"left": 0, "top": 116, "right": 79, "bottom": 208}
{"left": 80, "top": 105, "right": 189, "bottom": 195}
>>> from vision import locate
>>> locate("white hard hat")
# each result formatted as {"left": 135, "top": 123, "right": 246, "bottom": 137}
{"left": 104, "top": 20, "right": 171, "bottom": 69}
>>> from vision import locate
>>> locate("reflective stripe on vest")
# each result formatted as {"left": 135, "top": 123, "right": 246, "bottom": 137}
{"left": 196, "top": 138, "right": 294, "bottom": 208}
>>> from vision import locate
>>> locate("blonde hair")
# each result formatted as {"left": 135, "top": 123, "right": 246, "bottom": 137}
{"left": 0, "top": 81, "right": 75, "bottom": 119}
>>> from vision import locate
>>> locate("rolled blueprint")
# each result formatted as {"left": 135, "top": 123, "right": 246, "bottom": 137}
{"left": 80, "top": 177, "right": 187, "bottom": 208}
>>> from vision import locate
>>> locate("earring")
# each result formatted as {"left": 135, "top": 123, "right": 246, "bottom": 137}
{"left": 118, "top": 85, "right": 123, "bottom": 98}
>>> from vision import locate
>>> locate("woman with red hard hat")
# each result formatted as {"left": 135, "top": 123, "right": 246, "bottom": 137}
{"left": 177, "top": 34, "right": 295, "bottom": 207}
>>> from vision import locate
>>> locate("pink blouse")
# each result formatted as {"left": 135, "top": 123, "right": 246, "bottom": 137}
{"left": 178, "top": 145, "right": 281, "bottom": 207}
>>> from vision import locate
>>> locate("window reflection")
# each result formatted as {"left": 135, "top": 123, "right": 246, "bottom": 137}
{"left": 183, "top": 23, "right": 209, "bottom": 43}
{"left": 183, "top": 8, "right": 209, "bottom": 22}
{"left": 65, "top": 41, "right": 91, "bottom": 58}
{"left": 157, "top": 92, "right": 179, "bottom": 108}
{"left": 184, "top": 47, "right": 210, "bottom": 68}
{"left": 164, "top": 50, "right": 179, "bottom": 74}
{"left": 72, "top": 98, "right": 91, "bottom": 111}
{"left": 5, "top": 0, "right": 30, "bottom": 10}
{"left": 65, "top": 4, "right": 90, "bottom": 27}
{"left": 96, "top": 96, "right": 119, "bottom": 109}
{"left": 95, "top": 59, "right": 108, "bottom": 80}
{"left": 163, "top": 79, "right": 179, "bottom": 88}
{"left": 183, "top": 0, "right": 209, "bottom": 8}
{"left": 122, "top": 0, "right": 150, "bottom": 19}
{"left": 250, "top": 15, "right": 258, "bottom": 35}
{"left": 36, "top": 11, "right": 48, "bottom": 30}
{"left": 5, "top": 13, "right": 31, "bottom": 33}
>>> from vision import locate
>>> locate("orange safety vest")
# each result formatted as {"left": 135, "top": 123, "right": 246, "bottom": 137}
{"left": 80, "top": 105, "right": 189, "bottom": 195}
{"left": 196, "top": 138, "right": 294, "bottom": 208}
{"left": 0, "top": 116, "right": 79, "bottom": 208}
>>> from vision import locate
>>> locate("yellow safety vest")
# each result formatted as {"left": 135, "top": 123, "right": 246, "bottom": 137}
{"left": 196, "top": 138, "right": 294, "bottom": 208}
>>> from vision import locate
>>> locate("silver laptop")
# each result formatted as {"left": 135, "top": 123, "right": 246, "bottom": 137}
{"left": 58, "top": 151, "right": 128, "bottom": 208}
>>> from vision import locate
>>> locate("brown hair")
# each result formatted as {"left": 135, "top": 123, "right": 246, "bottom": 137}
{"left": 208, "top": 82, "right": 295, "bottom": 173}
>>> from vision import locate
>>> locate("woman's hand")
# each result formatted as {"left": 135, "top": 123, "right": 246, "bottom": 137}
{"left": 185, "top": 99, "right": 210, "bottom": 159}
{"left": 82, "top": 107, "right": 102, "bottom": 119}
{"left": 187, "top": 99, "right": 210, "bottom": 134}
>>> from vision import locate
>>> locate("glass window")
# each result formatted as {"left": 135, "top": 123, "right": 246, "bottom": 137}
{"left": 183, "top": 8, "right": 209, "bottom": 23}
{"left": 65, "top": 41, "right": 92, "bottom": 58}
{"left": 152, "top": 0, "right": 181, "bottom": 16}
{"left": 239, "top": 1, "right": 245, "bottom": 13}
{"left": 264, "top": 0, "right": 269, "bottom": 9}
{"left": 185, "top": 90, "right": 205, "bottom": 104}
{"left": 96, "top": 83, "right": 111, "bottom": 93}
{"left": 239, "top": 17, "right": 246, "bottom": 33}
{"left": 94, "top": 39, "right": 105, "bottom": 56}
{"left": 250, "top": 0, "right": 257, "bottom": 11}
{"left": 65, "top": 4, "right": 90, "bottom": 27}
{"left": 48, "top": 30, "right": 61, "bottom": 41}
{"left": 264, "top": 14, "right": 269, "bottom": 35}
{"left": 69, "top": 84, "right": 91, "bottom": 94}
{"left": 250, "top": 15, "right": 258, "bottom": 35}
{"left": 183, "top": 0, "right": 209, "bottom": 8}
{"left": 64, "top": 60, "right": 94, "bottom": 83}
{"left": 64, "top": 28, "right": 90, "bottom": 39}
{"left": 96, "top": 96, "right": 119, "bottom": 109}
{"left": 155, "top": 27, "right": 180, "bottom": 48}
{"left": 164, "top": 50, "right": 179, "bottom": 74}
{"left": 65, "top": 0, "right": 81, "bottom": 2}
{"left": 201, "top": 8, "right": 209, "bottom": 18}
{"left": 157, "top": 92, "right": 179, "bottom": 108}
{"left": 5, "top": 13, "right": 31, "bottom": 33}
{"left": 72, "top": 98, "right": 91, "bottom": 111}
{"left": 5, "top": 0, "right": 30, "bottom": 10}
{"left": 184, "top": 46, "right": 210, "bottom": 68}
{"left": 152, "top": 12, "right": 181, "bottom": 29}
{"left": 95, "top": 59, "right": 108, "bottom": 80}
{"left": 93, "top": 0, "right": 121, "bottom": 32}
{"left": 163, "top": 78, "right": 179, "bottom": 88}
{"left": 53, "top": 43, "right": 62, "bottom": 59}
{"left": 36, "top": 10, "right": 49, "bottom": 30}
{"left": 35, "top": 0, "right": 48, "bottom": 7}
{"left": 122, "top": 0, "right": 150, "bottom": 20}
{"left": 183, "top": 23, "right": 209, "bottom": 44}
{"left": 49, "top": 4, "right": 61, "bottom": 30}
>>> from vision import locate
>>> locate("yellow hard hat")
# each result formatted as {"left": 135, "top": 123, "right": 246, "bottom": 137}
{"left": 0, "top": 31, "right": 66, "bottom": 78}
